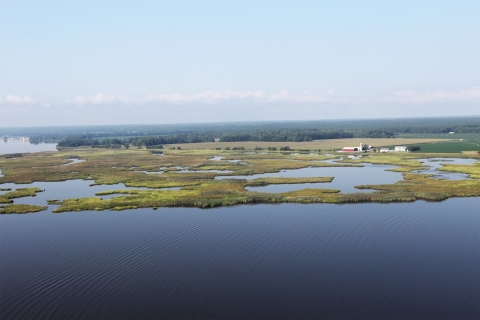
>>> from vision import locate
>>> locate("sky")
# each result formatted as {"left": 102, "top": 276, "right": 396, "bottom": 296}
{"left": 1, "top": 0, "right": 479, "bottom": 127}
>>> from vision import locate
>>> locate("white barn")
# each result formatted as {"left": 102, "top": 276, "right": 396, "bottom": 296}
{"left": 394, "top": 146, "right": 407, "bottom": 152}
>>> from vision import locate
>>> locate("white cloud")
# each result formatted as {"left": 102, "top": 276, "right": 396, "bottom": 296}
{"left": 144, "top": 90, "right": 267, "bottom": 104}
{"left": 2, "top": 95, "right": 36, "bottom": 104}
{"left": 384, "top": 87, "right": 480, "bottom": 103}
{"left": 69, "top": 93, "right": 118, "bottom": 105}
{"left": 4, "top": 87, "right": 480, "bottom": 109}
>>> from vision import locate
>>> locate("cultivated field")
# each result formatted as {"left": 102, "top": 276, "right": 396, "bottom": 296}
{"left": 165, "top": 138, "right": 452, "bottom": 150}
{"left": 389, "top": 133, "right": 480, "bottom": 153}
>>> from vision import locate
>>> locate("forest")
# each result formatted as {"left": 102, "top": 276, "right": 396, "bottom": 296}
{"left": 3, "top": 116, "right": 479, "bottom": 147}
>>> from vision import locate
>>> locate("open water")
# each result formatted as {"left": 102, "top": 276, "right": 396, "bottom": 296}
{"left": 1, "top": 200, "right": 479, "bottom": 319}
{"left": 0, "top": 140, "right": 57, "bottom": 154}
{"left": 1, "top": 153, "right": 479, "bottom": 319}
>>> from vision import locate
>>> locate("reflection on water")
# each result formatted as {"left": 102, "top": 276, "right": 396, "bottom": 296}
{"left": 0, "top": 140, "right": 57, "bottom": 154}
{"left": 0, "top": 199, "right": 478, "bottom": 319}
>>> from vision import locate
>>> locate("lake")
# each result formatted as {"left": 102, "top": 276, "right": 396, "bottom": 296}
{"left": 1, "top": 158, "right": 479, "bottom": 319}
{"left": 0, "top": 140, "right": 57, "bottom": 154}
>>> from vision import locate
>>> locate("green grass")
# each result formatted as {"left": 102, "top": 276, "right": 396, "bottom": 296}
{"left": 0, "top": 188, "right": 44, "bottom": 204}
{"left": 395, "top": 133, "right": 480, "bottom": 140}
{"left": 0, "top": 204, "right": 48, "bottom": 214}
{"left": 392, "top": 133, "right": 480, "bottom": 153}
{"left": 245, "top": 176, "right": 334, "bottom": 186}
{"left": 410, "top": 141, "right": 480, "bottom": 153}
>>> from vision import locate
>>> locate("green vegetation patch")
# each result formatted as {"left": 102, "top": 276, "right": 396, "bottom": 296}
{"left": 409, "top": 141, "right": 480, "bottom": 153}
{"left": 340, "top": 154, "right": 426, "bottom": 172}
{"left": 438, "top": 162, "right": 480, "bottom": 179}
{"left": 0, "top": 188, "right": 44, "bottom": 204}
{"left": 246, "top": 177, "right": 334, "bottom": 186}
{"left": 355, "top": 174, "right": 480, "bottom": 201}
{"left": 0, "top": 204, "right": 48, "bottom": 214}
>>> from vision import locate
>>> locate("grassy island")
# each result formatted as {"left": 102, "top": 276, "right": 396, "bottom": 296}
{"left": 1, "top": 146, "right": 479, "bottom": 213}
{"left": 0, "top": 188, "right": 44, "bottom": 204}
{"left": 0, "top": 204, "right": 48, "bottom": 214}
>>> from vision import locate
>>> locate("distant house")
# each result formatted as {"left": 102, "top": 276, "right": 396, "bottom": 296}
{"left": 342, "top": 147, "right": 359, "bottom": 152}
{"left": 380, "top": 148, "right": 389, "bottom": 153}
{"left": 394, "top": 146, "right": 407, "bottom": 152}
{"left": 448, "top": 132, "right": 455, "bottom": 134}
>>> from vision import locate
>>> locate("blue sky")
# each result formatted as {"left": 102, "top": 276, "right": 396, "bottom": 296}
{"left": 1, "top": 0, "right": 479, "bottom": 126}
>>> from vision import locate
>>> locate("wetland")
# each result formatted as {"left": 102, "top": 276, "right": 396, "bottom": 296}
{"left": 1, "top": 145, "right": 479, "bottom": 319}
{"left": 0, "top": 147, "right": 479, "bottom": 213}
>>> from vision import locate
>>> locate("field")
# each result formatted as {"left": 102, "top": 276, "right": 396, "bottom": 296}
{"left": 389, "top": 133, "right": 480, "bottom": 153}
{"left": 164, "top": 138, "right": 451, "bottom": 150}
{"left": 396, "top": 133, "right": 480, "bottom": 140}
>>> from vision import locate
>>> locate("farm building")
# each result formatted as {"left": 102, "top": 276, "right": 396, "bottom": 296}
{"left": 380, "top": 148, "right": 389, "bottom": 153}
{"left": 342, "top": 143, "right": 365, "bottom": 152}
{"left": 394, "top": 146, "right": 407, "bottom": 152}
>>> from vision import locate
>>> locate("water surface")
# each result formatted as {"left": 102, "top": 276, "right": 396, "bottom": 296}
{"left": 0, "top": 140, "right": 57, "bottom": 154}
{"left": 1, "top": 199, "right": 478, "bottom": 319}
{"left": 416, "top": 158, "right": 478, "bottom": 179}
{"left": 219, "top": 163, "right": 403, "bottom": 193}
{"left": 1, "top": 180, "right": 169, "bottom": 205}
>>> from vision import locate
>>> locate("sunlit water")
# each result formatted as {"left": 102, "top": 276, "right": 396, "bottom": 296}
{"left": 0, "top": 140, "right": 57, "bottom": 154}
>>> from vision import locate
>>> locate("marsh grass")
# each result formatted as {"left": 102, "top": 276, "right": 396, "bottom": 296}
{"left": 0, "top": 188, "right": 44, "bottom": 204}
{"left": 0, "top": 204, "right": 48, "bottom": 214}
{"left": 438, "top": 162, "right": 480, "bottom": 179}
{"left": 1, "top": 147, "right": 480, "bottom": 212}
{"left": 245, "top": 177, "right": 334, "bottom": 186}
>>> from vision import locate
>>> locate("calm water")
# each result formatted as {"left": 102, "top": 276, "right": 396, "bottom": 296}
{"left": 416, "top": 158, "right": 479, "bottom": 180}
{"left": 1, "top": 199, "right": 479, "bottom": 319}
{"left": 0, "top": 180, "right": 173, "bottom": 204}
{"left": 0, "top": 140, "right": 57, "bottom": 154}
{"left": 218, "top": 163, "right": 403, "bottom": 193}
